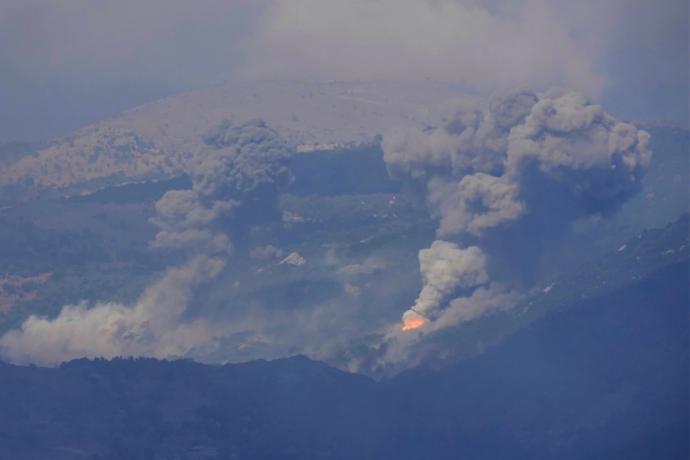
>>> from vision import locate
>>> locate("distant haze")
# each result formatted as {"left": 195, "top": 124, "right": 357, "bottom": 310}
{"left": 0, "top": 0, "right": 687, "bottom": 142}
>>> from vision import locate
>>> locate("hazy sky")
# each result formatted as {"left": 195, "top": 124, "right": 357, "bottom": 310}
{"left": 0, "top": 0, "right": 687, "bottom": 142}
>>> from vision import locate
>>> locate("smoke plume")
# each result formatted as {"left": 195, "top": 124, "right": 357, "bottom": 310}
{"left": 402, "top": 241, "right": 488, "bottom": 330}
{"left": 0, "top": 120, "right": 292, "bottom": 365}
{"left": 384, "top": 88, "right": 651, "bottom": 334}
{"left": 0, "top": 257, "right": 224, "bottom": 366}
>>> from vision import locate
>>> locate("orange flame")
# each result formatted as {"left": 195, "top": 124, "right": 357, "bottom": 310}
{"left": 402, "top": 312, "right": 426, "bottom": 331}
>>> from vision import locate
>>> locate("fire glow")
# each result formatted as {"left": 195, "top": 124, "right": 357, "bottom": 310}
{"left": 401, "top": 311, "right": 426, "bottom": 331}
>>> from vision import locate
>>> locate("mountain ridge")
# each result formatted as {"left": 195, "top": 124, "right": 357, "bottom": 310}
{"left": 0, "top": 80, "right": 471, "bottom": 195}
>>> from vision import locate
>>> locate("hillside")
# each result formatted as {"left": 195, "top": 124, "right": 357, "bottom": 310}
{"left": 0, "top": 81, "right": 469, "bottom": 196}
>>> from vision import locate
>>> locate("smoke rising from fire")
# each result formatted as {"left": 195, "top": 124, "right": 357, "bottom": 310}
{"left": 384, "top": 88, "right": 650, "bottom": 333}
{"left": 0, "top": 120, "right": 292, "bottom": 365}
{"left": 401, "top": 241, "right": 488, "bottom": 330}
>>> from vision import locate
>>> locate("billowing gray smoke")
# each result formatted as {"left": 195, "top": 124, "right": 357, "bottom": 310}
{"left": 0, "top": 120, "right": 293, "bottom": 366}
{"left": 384, "top": 88, "right": 650, "bottom": 332}
{"left": 153, "top": 119, "right": 291, "bottom": 253}
{"left": 199, "top": 119, "right": 292, "bottom": 200}
{"left": 403, "top": 241, "right": 488, "bottom": 329}
{"left": 0, "top": 257, "right": 225, "bottom": 366}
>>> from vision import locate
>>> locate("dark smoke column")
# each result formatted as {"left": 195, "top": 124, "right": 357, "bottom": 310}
{"left": 383, "top": 88, "right": 650, "bottom": 332}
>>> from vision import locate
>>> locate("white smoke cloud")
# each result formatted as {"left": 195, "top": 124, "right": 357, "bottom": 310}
{"left": 505, "top": 90, "right": 651, "bottom": 207}
{"left": 433, "top": 284, "right": 518, "bottom": 331}
{"left": 404, "top": 241, "right": 488, "bottom": 321}
{"left": 427, "top": 174, "right": 524, "bottom": 237}
{"left": 385, "top": 88, "right": 651, "bottom": 335}
{"left": 0, "top": 257, "right": 225, "bottom": 366}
